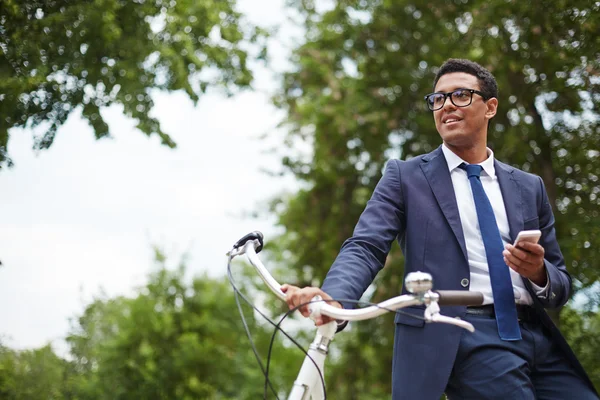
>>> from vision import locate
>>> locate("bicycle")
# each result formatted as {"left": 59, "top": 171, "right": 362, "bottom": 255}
{"left": 227, "top": 231, "right": 484, "bottom": 400}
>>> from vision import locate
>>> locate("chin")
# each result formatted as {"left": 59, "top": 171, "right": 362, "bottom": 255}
{"left": 440, "top": 129, "right": 464, "bottom": 143}
{"left": 441, "top": 133, "right": 474, "bottom": 149}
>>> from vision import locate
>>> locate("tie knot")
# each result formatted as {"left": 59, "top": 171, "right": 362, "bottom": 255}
{"left": 459, "top": 163, "right": 483, "bottom": 178}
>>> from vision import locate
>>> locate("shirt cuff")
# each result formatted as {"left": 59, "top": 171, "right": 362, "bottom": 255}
{"left": 529, "top": 270, "right": 550, "bottom": 298}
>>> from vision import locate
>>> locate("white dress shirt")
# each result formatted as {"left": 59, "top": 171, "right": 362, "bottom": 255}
{"left": 441, "top": 144, "right": 547, "bottom": 305}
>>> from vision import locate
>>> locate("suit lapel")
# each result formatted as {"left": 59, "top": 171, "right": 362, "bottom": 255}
{"left": 495, "top": 160, "right": 523, "bottom": 243}
{"left": 420, "top": 147, "right": 468, "bottom": 262}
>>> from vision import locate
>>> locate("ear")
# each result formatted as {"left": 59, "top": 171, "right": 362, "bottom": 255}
{"left": 485, "top": 97, "right": 498, "bottom": 120}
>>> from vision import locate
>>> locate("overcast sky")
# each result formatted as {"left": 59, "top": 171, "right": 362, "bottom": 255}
{"left": 0, "top": 0, "right": 304, "bottom": 352}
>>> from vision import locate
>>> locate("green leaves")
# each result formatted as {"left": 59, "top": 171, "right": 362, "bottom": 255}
{"left": 0, "top": 0, "right": 267, "bottom": 168}
{"left": 63, "top": 254, "right": 303, "bottom": 399}
{"left": 560, "top": 303, "right": 600, "bottom": 390}
{"left": 0, "top": 345, "right": 71, "bottom": 400}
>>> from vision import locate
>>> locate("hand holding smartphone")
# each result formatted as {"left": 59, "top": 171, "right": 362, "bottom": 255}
{"left": 514, "top": 229, "right": 541, "bottom": 249}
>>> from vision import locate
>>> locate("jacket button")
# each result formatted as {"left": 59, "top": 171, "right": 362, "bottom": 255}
{"left": 460, "top": 278, "right": 469, "bottom": 287}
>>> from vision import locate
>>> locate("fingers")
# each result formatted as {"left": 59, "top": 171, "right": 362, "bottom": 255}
{"left": 503, "top": 243, "right": 544, "bottom": 279}
{"left": 504, "top": 244, "right": 531, "bottom": 265}
{"left": 280, "top": 284, "right": 340, "bottom": 324}
{"left": 503, "top": 253, "right": 526, "bottom": 275}
{"left": 280, "top": 283, "right": 294, "bottom": 293}
{"left": 281, "top": 285, "right": 321, "bottom": 317}
{"left": 514, "top": 241, "right": 544, "bottom": 255}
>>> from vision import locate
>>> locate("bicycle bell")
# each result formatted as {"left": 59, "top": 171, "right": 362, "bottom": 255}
{"left": 405, "top": 271, "right": 433, "bottom": 294}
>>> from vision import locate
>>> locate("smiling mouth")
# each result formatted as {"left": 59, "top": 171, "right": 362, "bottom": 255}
{"left": 444, "top": 119, "right": 461, "bottom": 125}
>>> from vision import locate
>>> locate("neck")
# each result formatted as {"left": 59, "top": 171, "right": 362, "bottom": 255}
{"left": 444, "top": 142, "right": 488, "bottom": 164}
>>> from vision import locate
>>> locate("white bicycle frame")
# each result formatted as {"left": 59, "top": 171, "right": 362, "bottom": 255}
{"left": 228, "top": 234, "right": 483, "bottom": 400}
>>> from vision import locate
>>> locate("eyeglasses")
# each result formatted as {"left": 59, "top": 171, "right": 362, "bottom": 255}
{"left": 424, "top": 88, "right": 488, "bottom": 111}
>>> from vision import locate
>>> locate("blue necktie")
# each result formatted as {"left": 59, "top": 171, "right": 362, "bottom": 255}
{"left": 460, "top": 163, "right": 521, "bottom": 341}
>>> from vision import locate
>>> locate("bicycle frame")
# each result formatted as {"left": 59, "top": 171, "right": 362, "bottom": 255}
{"left": 228, "top": 232, "right": 483, "bottom": 400}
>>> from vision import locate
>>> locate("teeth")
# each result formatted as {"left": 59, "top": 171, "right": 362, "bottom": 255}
{"left": 446, "top": 119, "right": 458, "bottom": 123}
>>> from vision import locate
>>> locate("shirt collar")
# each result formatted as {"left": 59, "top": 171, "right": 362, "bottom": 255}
{"left": 441, "top": 143, "right": 496, "bottom": 178}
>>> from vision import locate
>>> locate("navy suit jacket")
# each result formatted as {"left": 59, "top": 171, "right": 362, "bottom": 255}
{"left": 321, "top": 146, "right": 593, "bottom": 399}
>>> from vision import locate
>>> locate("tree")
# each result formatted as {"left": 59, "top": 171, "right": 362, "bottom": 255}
{"left": 270, "top": 0, "right": 599, "bottom": 395}
{"left": 66, "top": 250, "right": 302, "bottom": 399}
{"left": 561, "top": 302, "right": 600, "bottom": 390}
{"left": 0, "top": 0, "right": 267, "bottom": 168}
{"left": 0, "top": 344, "right": 73, "bottom": 400}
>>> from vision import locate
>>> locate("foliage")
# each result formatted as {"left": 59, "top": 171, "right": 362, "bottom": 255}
{"left": 0, "top": 344, "right": 74, "bottom": 400}
{"left": 0, "top": 252, "right": 304, "bottom": 399}
{"left": 0, "top": 0, "right": 267, "bottom": 168}
{"left": 560, "top": 303, "right": 600, "bottom": 391}
{"left": 65, "top": 252, "right": 302, "bottom": 399}
{"left": 270, "top": 0, "right": 599, "bottom": 396}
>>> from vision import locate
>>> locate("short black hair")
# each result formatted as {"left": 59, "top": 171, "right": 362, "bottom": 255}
{"left": 433, "top": 59, "right": 498, "bottom": 100}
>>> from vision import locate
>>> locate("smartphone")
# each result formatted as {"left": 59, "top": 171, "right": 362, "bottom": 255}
{"left": 514, "top": 229, "right": 541, "bottom": 248}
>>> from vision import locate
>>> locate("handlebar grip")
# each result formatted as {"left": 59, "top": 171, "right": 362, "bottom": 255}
{"left": 233, "top": 231, "right": 264, "bottom": 253}
{"left": 435, "top": 291, "right": 484, "bottom": 306}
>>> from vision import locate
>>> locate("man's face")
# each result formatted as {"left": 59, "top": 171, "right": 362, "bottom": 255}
{"left": 432, "top": 72, "right": 497, "bottom": 148}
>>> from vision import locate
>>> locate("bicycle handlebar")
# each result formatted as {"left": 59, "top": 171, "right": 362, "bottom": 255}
{"left": 232, "top": 231, "right": 264, "bottom": 253}
{"left": 229, "top": 232, "right": 484, "bottom": 329}
{"left": 435, "top": 290, "right": 484, "bottom": 306}
{"left": 238, "top": 238, "right": 287, "bottom": 302}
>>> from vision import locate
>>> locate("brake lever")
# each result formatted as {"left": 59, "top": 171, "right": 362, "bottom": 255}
{"left": 226, "top": 247, "right": 243, "bottom": 257}
{"left": 424, "top": 301, "right": 475, "bottom": 332}
{"left": 226, "top": 239, "right": 261, "bottom": 257}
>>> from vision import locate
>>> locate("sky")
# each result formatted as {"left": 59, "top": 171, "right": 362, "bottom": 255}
{"left": 0, "top": 0, "right": 304, "bottom": 352}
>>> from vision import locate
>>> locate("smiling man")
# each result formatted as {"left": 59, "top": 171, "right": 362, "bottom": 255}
{"left": 282, "top": 59, "right": 598, "bottom": 399}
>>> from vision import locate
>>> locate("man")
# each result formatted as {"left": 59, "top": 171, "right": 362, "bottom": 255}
{"left": 281, "top": 59, "right": 598, "bottom": 399}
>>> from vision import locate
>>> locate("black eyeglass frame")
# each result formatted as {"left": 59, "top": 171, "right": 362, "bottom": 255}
{"left": 424, "top": 88, "right": 489, "bottom": 111}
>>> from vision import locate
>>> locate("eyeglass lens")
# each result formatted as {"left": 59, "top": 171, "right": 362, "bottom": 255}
{"left": 427, "top": 89, "right": 472, "bottom": 110}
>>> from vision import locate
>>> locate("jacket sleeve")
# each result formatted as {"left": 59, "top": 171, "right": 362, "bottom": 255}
{"left": 321, "top": 159, "right": 405, "bottom": 309}
{"left": 535, "top": 175, "right": 572, "bottom": 308}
